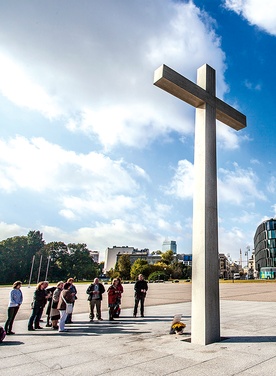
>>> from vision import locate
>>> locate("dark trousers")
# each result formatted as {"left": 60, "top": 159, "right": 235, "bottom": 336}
{"left": 5, "top": 306, "right": 20, "bottom": 333}
{"left": 109, "top": 306, "right": 115, "bottom": 320}
{"left": 133, "top": 295, "right": 145, "bottom": 316}
{"left": 28, "top": 305, "right": 43, "bottom": 329}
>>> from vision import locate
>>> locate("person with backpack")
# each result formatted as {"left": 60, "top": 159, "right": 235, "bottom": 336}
{"left": 4, "top": 281, "right": 23, "bottom": 335}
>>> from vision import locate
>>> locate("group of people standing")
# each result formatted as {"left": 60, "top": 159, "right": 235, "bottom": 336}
{"left": 4, "top": 274, "right": 148, "bottom": 334}
{"left": 27, "top": 278, "right": 77, "bottom": 332}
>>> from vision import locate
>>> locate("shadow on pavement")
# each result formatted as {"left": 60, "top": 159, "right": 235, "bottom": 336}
{"left": 221, "top": 336, "right": 276, "bottom": 343}
{"left": 0, "top": 340, "right": 24, "bottom": 346}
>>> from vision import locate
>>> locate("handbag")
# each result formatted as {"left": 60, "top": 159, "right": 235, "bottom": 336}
{"left": 62, "top": 295, "right": 73, "bottom": 314}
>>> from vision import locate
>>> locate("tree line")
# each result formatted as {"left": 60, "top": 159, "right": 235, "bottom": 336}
{"left": 107, "top": 250, "right": 192, "bottom": 281}
{"left": 0, "top": 230, "right": 101, "bottom": 284}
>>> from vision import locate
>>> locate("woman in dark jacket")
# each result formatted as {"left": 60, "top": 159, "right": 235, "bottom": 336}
{"left": 57, "top": 282, "right": 74, "bottom": 332}
{"left": 28, "top": 281, "right": 50, "bottom": 331}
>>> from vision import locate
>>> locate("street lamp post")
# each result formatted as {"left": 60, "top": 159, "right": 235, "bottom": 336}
{"left": 28, "top": 255, "right": 35, "bottom": 288}
{"left": 37, "top": 255, "right": 43, "bottom": 283}
{"left": 45, "top": 255, "right": 51, "bottom": 281}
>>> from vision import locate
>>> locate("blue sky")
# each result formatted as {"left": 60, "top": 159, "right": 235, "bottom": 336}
{"left": 0, "top": 0, "right": 276, "bottom": 263}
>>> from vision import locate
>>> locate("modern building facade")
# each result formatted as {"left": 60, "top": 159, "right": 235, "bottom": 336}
{"left": 116, "top": 249, "right": 149, "bottom": 265}
{"left": 162, "top": 239, "right": 177, "bottom": 254}
{"left": 254, "top": 218, "right": 276, "bottom": 274}
{"left": 177, "top": 253, "right": 192, "bottom": 266}
{"left": 104, "top": 246, "right": 135, "bottom": 272}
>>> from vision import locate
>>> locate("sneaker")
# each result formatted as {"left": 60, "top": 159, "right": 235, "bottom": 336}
{"left": 59, "top": 329, "right": 68, "bottom": 332}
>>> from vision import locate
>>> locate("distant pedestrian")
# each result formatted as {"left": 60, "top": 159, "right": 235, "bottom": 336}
{"left": 133, "top": 274, "right": 148, "bottom": 318}
{"left": 4, "top": 281, "right": 23, "bottom": 335}
{"left": 107, "top": 279, "right": 119, "bottom": 321}
{"left": 65, "top": 278, "right": 77, "bottom": 324}
{"left": 86, "top": 278, "right": 105, "bottom": 322}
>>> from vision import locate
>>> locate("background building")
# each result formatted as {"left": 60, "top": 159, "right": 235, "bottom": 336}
{"left": 254, "top": 218, "right": 276, "bottom": 278}
{"left": 162, "top": 239, "right": 177, "bottom": 254}
{"left": 177, "top": 253, "right": 192, "bottom": 266}
{"left": 89, "top": 251, "right": 99, "bottom": 263}
{"left": 104, "top": 246, "right": 135, "bottom": 272}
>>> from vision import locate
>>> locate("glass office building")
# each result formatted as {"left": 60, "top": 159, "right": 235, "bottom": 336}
{"left": 162, "top": 240, "right": 177, "bottom": 254}
{"left": 254, "top": 218, "right": 276, "bottom": 273}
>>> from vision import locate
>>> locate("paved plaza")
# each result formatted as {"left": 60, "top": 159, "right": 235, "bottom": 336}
{"left": 1, "top": 282, "right": 276, "bottom": 375}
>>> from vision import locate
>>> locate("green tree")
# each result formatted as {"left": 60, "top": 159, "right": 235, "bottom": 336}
{"left": 170, "top": 261, "right": 183, "bottom": 279}
{"left": 148, "top": 271, "right": 168, "bottom": 281}
{"left": 161, "top": 250, "right": 174, "bottom": 265}
{"left": 130, "top": 259, "right": 151, "bottom": 280}
{"left": 116, "top": 254, "right": 131, "bottom": 279}
{"left": 42, "top": 241, "right": 68, "bottom": 281}
{"left": 67, "top": 243, "right": 98, "bottom": 281}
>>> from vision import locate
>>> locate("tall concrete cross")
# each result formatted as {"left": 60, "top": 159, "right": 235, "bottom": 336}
{"left": 154, "top": 64, "right": 246, "bottom": 345}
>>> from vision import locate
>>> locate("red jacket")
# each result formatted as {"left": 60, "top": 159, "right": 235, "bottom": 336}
{"left": 107, "top": 285, "right": 118, "bottom": 305}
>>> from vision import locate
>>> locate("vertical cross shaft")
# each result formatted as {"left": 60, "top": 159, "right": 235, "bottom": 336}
{"left": 191, "top": 65, "right": 220, "bottom": 345}
{"left": 153, "top": 63, "right": 246, "bottom": 345}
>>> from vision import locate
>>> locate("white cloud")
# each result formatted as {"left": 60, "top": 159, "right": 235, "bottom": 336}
{"left": 224, "top": 0, "right": 276, "bottom": 35}
{"left": 165, "top": 159, "right": 194, "bottom": 199}
{"left": 267, "top": 176, "right": 276, "bottom": 194}
{"left": 0, "top": 221, "right": 26, "bottom": 240}
{"left": 218, "top": 225, "right": 248, "bottom": 258}
{"left": 0, "top": 53, "right": 64, "bottom": 119}
{"left": 166, "top": 159, "right": 266, "bottom": 207}
{"left": 0, "top": 136, "right": 145, "bottom": 194}
{"left": 0, "top": 1, "right": 239, "bottom": 150}
{"left": 218, "top": 162, "right": 266, "bottom": 204}
{"left": 244, "top": 79, "right": 262, "bottom": 91}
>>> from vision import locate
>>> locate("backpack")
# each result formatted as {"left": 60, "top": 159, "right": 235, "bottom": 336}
{"left": 0, "top": 327, "right": 6, "bottom": 343}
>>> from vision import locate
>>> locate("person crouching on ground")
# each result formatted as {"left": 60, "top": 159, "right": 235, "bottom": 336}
{"left": 86, "top": 277, "right": 105, "bottom": 322}
{"left": 50, "top": 281, "right": 64, "bottom": 330}
{"left": 107, "top": 279, "right": 119, "bottom": 321}
{"left": 57, "top": 282, "right": 74, "bottom": 332}
{"left": 5, "top": 281, "right": 23, "bottom": 335}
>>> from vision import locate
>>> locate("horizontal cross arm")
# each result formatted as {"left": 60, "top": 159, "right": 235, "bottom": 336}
{"left": 153, "top": 64, "right": 246, "bottom": 131}
{"left": 216, "top": 98, "right": 246, "bottom": 130}
{"left": 154, "top": 64, "right": 209, "bottom": 108}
